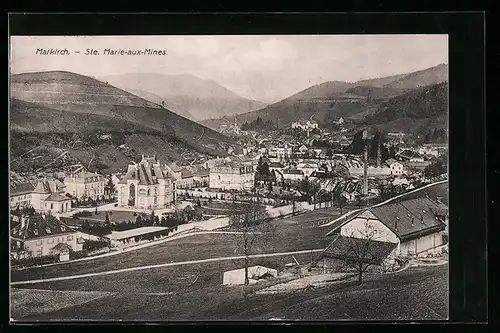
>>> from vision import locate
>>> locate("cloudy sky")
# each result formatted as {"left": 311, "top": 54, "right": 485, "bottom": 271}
{"left": 10, "top": 35, "right": 448, "bottom": 103}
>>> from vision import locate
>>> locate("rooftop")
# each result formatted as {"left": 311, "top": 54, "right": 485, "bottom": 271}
{"left": 323, "top": 235, "right": 398, "bottom": 265}
{"left": 10, "top": 214, "right": 75, "bottom": 240}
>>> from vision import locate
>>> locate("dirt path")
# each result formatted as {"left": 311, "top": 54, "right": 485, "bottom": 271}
{"left": 11, "top": 248, "right": 324, "bottom": 286}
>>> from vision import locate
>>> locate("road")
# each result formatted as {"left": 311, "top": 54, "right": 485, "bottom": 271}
{"left": 12, "top": 249, "right": 324, "bottom": 286}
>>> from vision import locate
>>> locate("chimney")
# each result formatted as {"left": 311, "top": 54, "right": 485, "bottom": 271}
{"left": 20, "top": 215, "right": 27, "bottom": 229}
{"left": 395, "top": 218, "right": 398, "bottom": 231}
{"left": 411, "top": 217, "right": 414, "bottom": 227}
{"left": 421, "top": 215, "right": 424, "bottom": 224}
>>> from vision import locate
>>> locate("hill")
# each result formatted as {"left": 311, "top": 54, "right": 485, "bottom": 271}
{"left": 203, "top": 64, "right": 448, "bottom": 133}
{"left": 121, "top": 88, "right": 196, "bottom": 120}
{"left": 362, "top": 82, "right": 448, "bottom": 133}
{"left": 9, "top": 71, "right": 236, "bottom": 174}
{"left": 101, "top": 73, "right": 267, "bottom": 121}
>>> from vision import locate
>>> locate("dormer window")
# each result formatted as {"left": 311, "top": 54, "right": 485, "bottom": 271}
{"left": 422, "top": 210, "right": 426, "bottom": 213}
{"left": 46, "top": 228, "right": 51, "bottom": 234}
{"left": 61, "top": 226, "right": 66, "bottom": 232}
{"left": 407, "top": 213, "right": 411, "bottom": 217}
{"left": 33, "top": 229, "right": 38, "bottom": 236}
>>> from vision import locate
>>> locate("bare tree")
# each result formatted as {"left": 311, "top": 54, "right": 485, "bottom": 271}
{"left": 229, "top": 198, "right": 276, "bottom": 285}
{"left": 339, "top": 221, "right": 385, "bottom": 284}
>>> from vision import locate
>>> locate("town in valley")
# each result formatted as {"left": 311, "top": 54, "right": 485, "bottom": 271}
{"left": 10, "top": 35, "right": 449, "bottom": 321}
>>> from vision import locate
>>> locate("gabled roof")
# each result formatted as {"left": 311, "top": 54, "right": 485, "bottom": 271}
{"left": 268, "top": 162, "right": 284, "bottom": 168}
{"left": 50, "top": 242, "right": 72, "bottom": 253}
{"left": 10, "top": 183, "right": 35, "bottom": 196}
{"left": 334, "top": 197, "right": 447, "bottom": 242}
{"left": 323, "top": 235, "right": 398, "bottom": 265}
{"left": 10, "top": 214, "right": 74, "bottom": 240}
{"left": 45, "top": 192, "right": 71, "bottom": 202}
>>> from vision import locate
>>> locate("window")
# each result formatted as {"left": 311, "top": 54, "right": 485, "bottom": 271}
{"left": 36, "top": 239, "right": 43, "bottom": 245}
{"left": 51, "top": 203, "right": 54, "bottom": 209}
{"left": 47, "top": 238, "right": 54, "bottom": 244}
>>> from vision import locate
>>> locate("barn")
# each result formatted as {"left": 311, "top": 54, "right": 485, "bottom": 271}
{"left": 323, "top": 197, "right": 448, "bottom": 265}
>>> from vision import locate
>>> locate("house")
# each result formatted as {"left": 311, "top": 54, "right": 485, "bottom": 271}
{"left": 296, "top": 163, "right": 318, "bottom": 177}
{"left": 192, "top": 167, "right": 210, "bottom": 187}
{"left": 117, "top": 155, "right": 176, "bottom": 210}
{"left": 10, "top": 214, "right": 86, "bottom": 259}
{"left": 269, "top": 144, "right": 293, "bottom": 161}
{"left": 64, "top": 171, "right": 106, "bottom": 201}
{"left": 291, "top": 119, "right": 319, "bottom": 131}
{"left": 31, "top": 179, "right": 72, "bottom": 214}
{"left": 209, "top": 161, "right": 255, "bottom": 191}
{"left": 223, "top": 265, "right": 278, "bottom": 285}
{"left": 282, "top": 168, "right": 304, "bottom": 182}
{"left": 396, "top": 149, "right": 425, "bottom": 162}
{"left": 176, "top": 168, "right": 194, "bottom": 189}
{"left": 386, "top": 158, "right": 404, "bottom": 175}
{"left": 10, "top": 183, "right": 35, "bottom": 209}
{"left": 324, "top": 197, "right": 448, "bottom": 265}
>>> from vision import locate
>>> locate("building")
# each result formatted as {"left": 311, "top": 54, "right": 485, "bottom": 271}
{"left": 31, "top": 179, "right": 72, "bottom": 214}
{"left": 282, "top": 168, "right": 305, "bottom": 182}
{"left": 223, "top": 265, "right": 278, "bottom": 285}
{"left": 291, "top": 119, "right": 319, "bottom": 130}
{"left": 192, "top": 166, "right": 210, "bottom": 187}
{"left": 386, "top": 159, "right": 404, "bottom": 175}
{"left": 296, "top": 162, "right": 318, "bottom": 177}
{"left": 325, "top": 197, "right": 448, "bottom": 262}
{"left": 209, "top": 161, "right": 255, "bottom": 191}
{"left": 117, "top": 155, "right": 176, "bottom": 210}
{"left": 64, "top": 171, "right": 105, "bottom": 201}
{"left": 105, "top": 226, "right": 170, "bottom": 248}
{"left": 269, "top": 144, "right": 293, "bottom": 161}
{"left": 396, "top": 149, "right": 425, "bottom": 162}
{"left": 10, "top": 183, "right": 35, "bottom": 209}
{"left": 10, "top": 214, "right": 86, "bottom": 259}
{"left": 176, "top": 168, "right": 194, "bottom": 189}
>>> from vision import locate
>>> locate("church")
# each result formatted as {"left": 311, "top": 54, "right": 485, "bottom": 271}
{"left": 117, "top": 156, "right": 176, "bottom": 210}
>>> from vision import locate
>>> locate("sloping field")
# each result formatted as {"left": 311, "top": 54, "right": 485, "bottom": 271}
{"left": 11, "top": 210, "right": 338, "bottom": 282}
{"left": 12, "top": 264, "right": 448, "bottom": 321}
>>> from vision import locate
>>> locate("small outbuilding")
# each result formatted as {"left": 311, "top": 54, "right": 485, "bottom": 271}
{"left": 223, "top": 265, "right": 278, "bottom": 285}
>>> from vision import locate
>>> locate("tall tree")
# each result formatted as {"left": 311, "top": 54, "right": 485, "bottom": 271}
{"left": 340, "top": 220, "right": 386, "bottom": 284}
{"left": 229, "top": 199, "right": 275, "bottom": 285}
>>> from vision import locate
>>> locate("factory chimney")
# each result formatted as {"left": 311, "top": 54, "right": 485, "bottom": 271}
{"left": 362, "top": 129, "right": 368, "bottom": 196}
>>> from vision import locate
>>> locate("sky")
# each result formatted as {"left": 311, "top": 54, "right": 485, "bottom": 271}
{"left": 10, "top": 35, "right": 448, "bottom": 103}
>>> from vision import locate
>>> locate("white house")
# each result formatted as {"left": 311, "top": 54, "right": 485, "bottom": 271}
{"left": 10, "top": 183, "right": 35, "bottom": 209}
{"left": 209, "top": 161, "right": 255, "bottom": 191}
{"left": 386, "top": 158, "right": 404, "bottom": 175}
{"left": 31, "top": 179, "right": 72, "bottom": 214}
{"left": 10, "top": 214, "right": 89, "bottom": 259}
{"left": 282, "top": 168, "right": 305, "bottom": 182}
{"left": 64, "top": 171, "right": 105, "bottom": 201}
{"left": 324, "top": 197, "right": 448, "bottom": 266}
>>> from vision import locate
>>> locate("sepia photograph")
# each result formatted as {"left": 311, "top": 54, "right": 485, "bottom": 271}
{"left": 9, "top": 34, "right": 449, "bottom": 321}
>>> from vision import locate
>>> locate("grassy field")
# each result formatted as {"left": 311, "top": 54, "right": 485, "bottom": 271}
{"left": 11, "top": 208, "right": 338, "bottom": 282}
{"left": 11, "top": 264, "right": 448, "bottom": 321}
